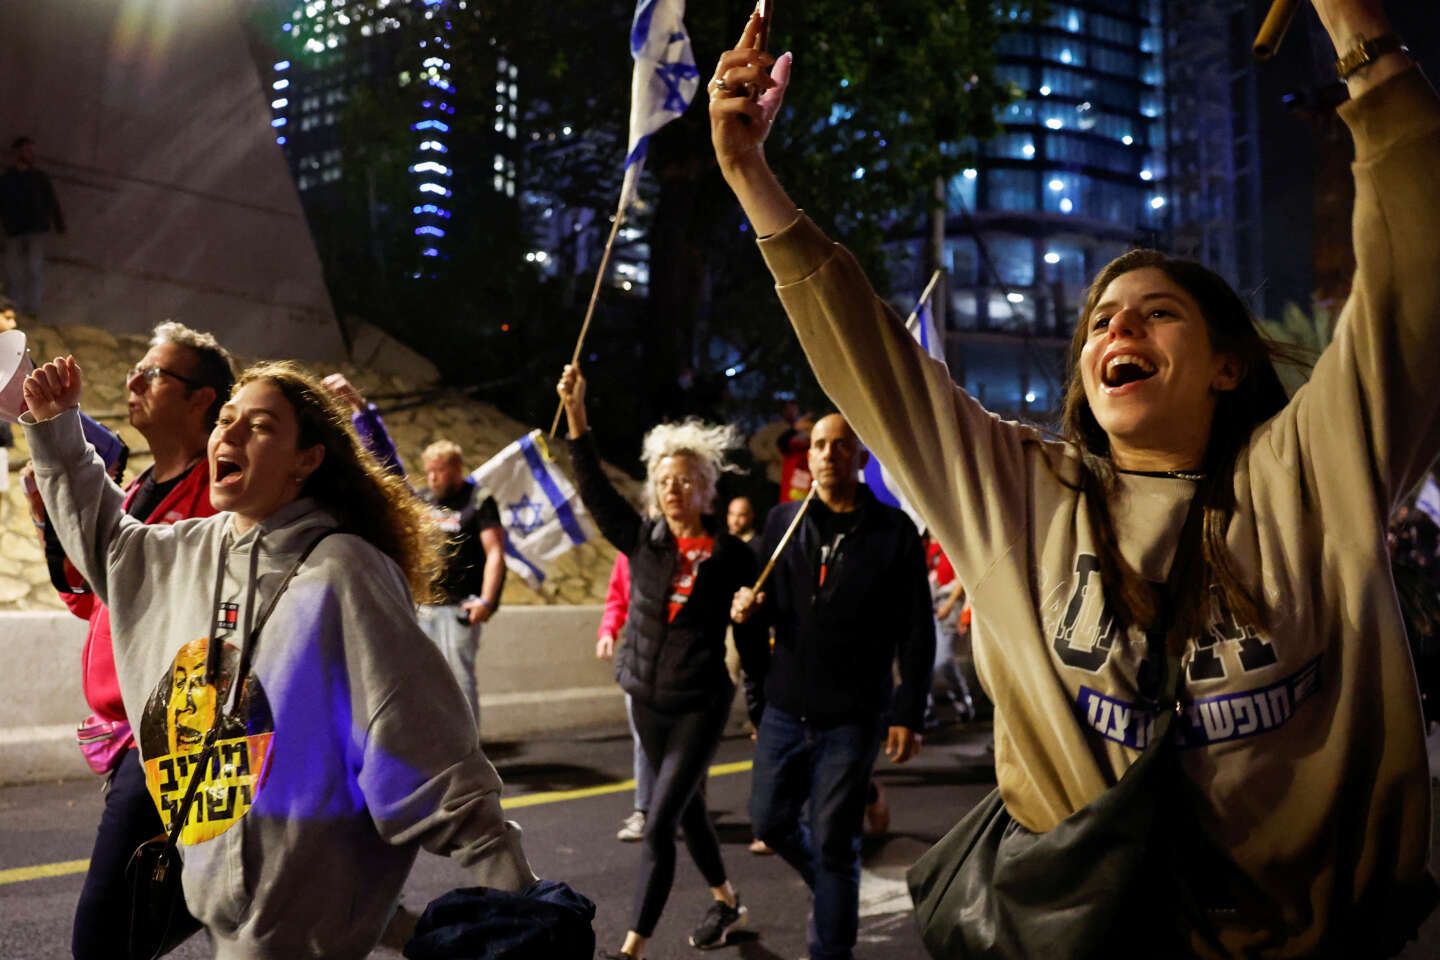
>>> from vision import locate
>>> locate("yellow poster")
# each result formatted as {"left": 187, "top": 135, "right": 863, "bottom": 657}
{"left": 139, "top": 637, "right": 274, "bottom": 845}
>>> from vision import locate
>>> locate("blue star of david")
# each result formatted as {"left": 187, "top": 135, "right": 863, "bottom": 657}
{"left": 507, "top": 494, "right": 546, "bottom": 537}
{"left": 655, "top": 56, "right": 700, "bottom": 114}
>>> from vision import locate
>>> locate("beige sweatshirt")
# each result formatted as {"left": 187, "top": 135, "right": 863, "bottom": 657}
{"left": 756, "top": 68, "right": 1439, "bottom": 956}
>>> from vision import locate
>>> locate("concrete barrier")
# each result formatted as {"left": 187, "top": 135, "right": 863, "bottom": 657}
{"left": 0, "top": 606, "right": 624, "bottom": 785}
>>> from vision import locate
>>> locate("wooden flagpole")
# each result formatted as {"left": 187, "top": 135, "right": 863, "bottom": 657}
{"left": 549, "top": 199, "right": 628, "bottom": 438}
{"left": 752, "top": 483, "right": 817, "bottom": 593}
{"left": 903, "top": 269, "right": 944, "bottom": 335}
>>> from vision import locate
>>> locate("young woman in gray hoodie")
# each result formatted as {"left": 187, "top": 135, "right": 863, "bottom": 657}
{"left": 23, "top": 358, "right": 535, "bottom": 959}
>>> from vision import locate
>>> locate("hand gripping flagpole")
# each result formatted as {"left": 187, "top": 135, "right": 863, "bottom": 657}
{"left": 752, "top": 483, "right": 816, "bottom": 593}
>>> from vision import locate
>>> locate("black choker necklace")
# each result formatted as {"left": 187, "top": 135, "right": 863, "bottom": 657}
{"left": 1120, "top": 468, "right": 1206, "bottom": 482}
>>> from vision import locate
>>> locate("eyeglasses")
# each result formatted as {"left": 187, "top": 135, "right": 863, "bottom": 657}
{"left": 656, "top": 475, "right": 696, "bottom": 491}
{"left": 128, "top": 364, "right": 205, "bottom": 390}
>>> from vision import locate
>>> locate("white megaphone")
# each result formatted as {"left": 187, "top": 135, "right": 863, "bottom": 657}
{"left": 0, "top": 330, "right": 35, "bottom": 423}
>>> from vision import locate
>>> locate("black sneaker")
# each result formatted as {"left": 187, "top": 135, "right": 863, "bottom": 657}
{"left": 689, "top": 896, "right": 747, "bottom": 949}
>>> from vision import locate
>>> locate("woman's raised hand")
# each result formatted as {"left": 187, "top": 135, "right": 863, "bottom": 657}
{"left": 23, "top": 356, "right": 83, "bottom": 422}
{"left": 708, "top": 13, "right": 791, "bottom": 177}
{"left": 556, "top": 364, "right": 589, "bottom": 438}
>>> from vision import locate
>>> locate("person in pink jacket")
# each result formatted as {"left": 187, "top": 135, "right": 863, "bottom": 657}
{"left": 599, "top": 552, "right": 657, "bottom": 842}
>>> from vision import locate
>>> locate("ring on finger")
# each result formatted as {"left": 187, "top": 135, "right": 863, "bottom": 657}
{"left": 708, "top": 75, "right": 732, "bottom": 95}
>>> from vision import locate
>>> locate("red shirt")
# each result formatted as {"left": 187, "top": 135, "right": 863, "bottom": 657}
{"left": 925, "top": 539, "right": 956, "bottom": 587}
{"left": 668, "top": 536, "right": 714, "bottom": 622}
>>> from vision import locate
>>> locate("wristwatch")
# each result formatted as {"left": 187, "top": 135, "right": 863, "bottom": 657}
{"left": 1335, "top": 34, "right": 1408, "bottom": 80}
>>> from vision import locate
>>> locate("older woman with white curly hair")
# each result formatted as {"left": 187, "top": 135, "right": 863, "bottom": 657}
{"left": 559, "top": 364, "right": 769, "bottom": 960}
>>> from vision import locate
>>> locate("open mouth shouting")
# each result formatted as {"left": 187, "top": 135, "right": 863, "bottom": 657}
{"left": 213, "top": 455, "right": 244, "bottom": 487}
{"left": 1100, "top": 352, "right": 1158, "bottom": 395}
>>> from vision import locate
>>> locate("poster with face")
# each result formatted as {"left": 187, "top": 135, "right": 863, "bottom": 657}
{"left": 139, "top": 637, "right": 275, "bottom": 845}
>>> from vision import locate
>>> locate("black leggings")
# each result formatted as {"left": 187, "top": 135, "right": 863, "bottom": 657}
{"left": 629, "top": 692, "right": 732, "bottom": 937}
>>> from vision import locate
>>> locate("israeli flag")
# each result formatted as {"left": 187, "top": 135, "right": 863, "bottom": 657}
{"left": 618, "top": 0, "right": 700, "bottom": 211}
{"left": 472, "top": 431, "right": 592, "bottom": 589}
{"left": 862, "top": 298, "right": 947, "bottom": 531}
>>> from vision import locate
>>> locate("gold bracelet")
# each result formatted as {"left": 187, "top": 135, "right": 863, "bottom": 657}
{"left": 1334, "top": 34, "right": 1408, "bottom": 81}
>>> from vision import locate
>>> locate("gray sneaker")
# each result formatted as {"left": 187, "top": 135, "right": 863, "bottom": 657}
{"left": 616, "top": 810, "right": 645, "bottom": 842}
{"left": 689, "top": 896, "right": 747, "bottom": 949}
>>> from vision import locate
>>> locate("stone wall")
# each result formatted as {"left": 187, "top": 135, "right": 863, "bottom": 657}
{"left": 2, "top": 323, "right": 633, "bottom": 611}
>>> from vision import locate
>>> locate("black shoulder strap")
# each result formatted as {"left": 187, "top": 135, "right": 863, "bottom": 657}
{"left": 165, "top": 527, "right": 340, "bottom": 849}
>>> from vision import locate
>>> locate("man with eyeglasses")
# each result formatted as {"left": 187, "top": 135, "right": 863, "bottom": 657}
{"left": 36, "top": 320, "right": 235, "bottom": 959}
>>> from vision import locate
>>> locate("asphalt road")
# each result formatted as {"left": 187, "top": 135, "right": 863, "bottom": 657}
{"left": 3, "top": 720, "right": 1438, "bottom": 959}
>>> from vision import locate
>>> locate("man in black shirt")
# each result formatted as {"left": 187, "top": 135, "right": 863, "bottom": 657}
{"left": 0, "top": 136, "right": 66, "bottom": 318}
{"left": 732, "top": 413, "right": 933, "bottom": 960}
{"left": 418, "top": 439, "right": 506, "bottom": 732}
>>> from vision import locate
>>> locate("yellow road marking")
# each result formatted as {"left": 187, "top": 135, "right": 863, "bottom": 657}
{"left": 0, "top": 759, "right": 755, "bottom": 887}
{"left": 0, "top": 858, "right": 91, "bottom": 886}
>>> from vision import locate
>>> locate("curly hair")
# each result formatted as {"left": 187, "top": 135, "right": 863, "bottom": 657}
{"left": 640, "top": 419, "right": 743, "bottom": 516}
{"left": 233, "top": 362, "right": 443, "bottom": 601}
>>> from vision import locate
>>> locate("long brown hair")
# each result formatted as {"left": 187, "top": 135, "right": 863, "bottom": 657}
{"left": 234, "top": 362, "right": 443, "bottom": 601}
{"left": 1060, "top": 249, "right": 1295, "bottom": 642}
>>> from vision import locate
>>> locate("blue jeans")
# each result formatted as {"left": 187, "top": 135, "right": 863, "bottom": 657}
{"left": 749, "top": 707, "right": 883, "bottom": 960}
{"left": 417, "top": 603, "right": 483, "bottom": 732}
{"left": 626, "top": 694, "right": 655, "bottom": 812}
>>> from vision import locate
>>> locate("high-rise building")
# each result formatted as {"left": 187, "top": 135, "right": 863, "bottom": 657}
{"left": 896, "top": 1, "right": 1259, "bottom": 422}
{"left": 258, "top": 0, "right": 519, "bottom": 277}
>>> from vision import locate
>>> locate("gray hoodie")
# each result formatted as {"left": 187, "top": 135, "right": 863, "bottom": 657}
{"left": 27, "top": 408, "right": 535, "bottom": 959}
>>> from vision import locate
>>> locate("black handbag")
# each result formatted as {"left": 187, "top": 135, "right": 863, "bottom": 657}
{"left": 125, "top": 528, "right": 337, "bottom": 960}
{"left": 906, "top": 496, "right": 1207, "bottom": 959}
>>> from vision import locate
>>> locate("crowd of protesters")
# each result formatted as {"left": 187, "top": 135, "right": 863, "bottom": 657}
{"left": 11, "top": 0, "right": 1440, "bottom": 957}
